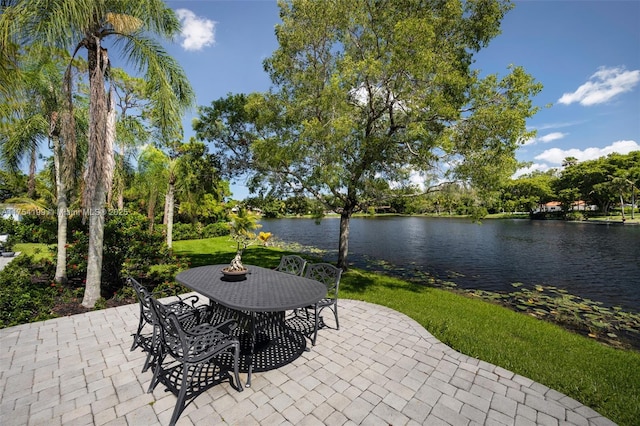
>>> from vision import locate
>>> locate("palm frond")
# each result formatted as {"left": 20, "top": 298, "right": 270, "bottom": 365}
{"left": 2, "top": 196, "right": 48, "bottom": 211}
{"left": 106, "top": 12, "right": 143, "bottom": 34}
{"left": 114, "top": 33, "right": 195, "bottom": 139}
{"left": 1, "top": 114, "right": 48, "bottom": 171}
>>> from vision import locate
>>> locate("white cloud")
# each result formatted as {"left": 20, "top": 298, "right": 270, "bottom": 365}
{"left": 176, "top": 9, "right": 216, "bottom": 51}
{"left": 521, "top": 131, "right": 567, "bottom": 146}
{"left": 558, "top": 66, "right": 640, "bottom": 106}
{"left": 538, "top": 132, "right": 567, "bottom": 143}
{"left": 408, "top": 170, "right": 427, "bottom": 190}
{"left": 535, "top": 121, "right": 582, "bottom": 131}
{"left": 534, "top": 140, "right": 640, "bottom": 165}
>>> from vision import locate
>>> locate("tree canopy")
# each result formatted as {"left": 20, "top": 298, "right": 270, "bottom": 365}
{"left": 1, "top": 0, "right": 195, "bottom": 307}
{"left": 196, "top": 0, "right": 542, "bottom": 268}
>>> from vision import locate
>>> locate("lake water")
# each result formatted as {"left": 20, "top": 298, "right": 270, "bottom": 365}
{"left": 260, "top": 216, "right": 640, "bottom": 313}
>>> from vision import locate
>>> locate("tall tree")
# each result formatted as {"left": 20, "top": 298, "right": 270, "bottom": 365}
{"left": 160, "top": 140, "right": 181, "bottom": 251}
{"left": 1, "top": 0, "right": 195, "bottom": 307}
{"left": 135, "top": 145, "right": 169, "bottom": 232}
{"left": 502, "top": 171, "right": 556, "bottom": 214}
{"left": 110, "top": 68, "right": 149, "bottom": 210}
{"left": 0, "top": 46, "right": 52, "bottom": 199}
{"left": 0, "top": 46, "right": 86, "bottom": 283}
{"left": 174, "top": 140, "right": 228, "bottom": 224}
{"left": 196, "top": 0, "right": 541, "bottom": 269}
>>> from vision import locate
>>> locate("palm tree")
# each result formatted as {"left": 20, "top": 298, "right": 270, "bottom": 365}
{"left": 0, "top": 91, "right": 44, "bottom": 199}
{"left": 135, "top": 145, "right": 169, "bottom": 233}
{"left": 1, "top": 1, "right": 195, "bottom": 307}
{"left": 0, "top": 46, "right": 84, "bottom": 283}
{"left": 227, "top": 207, "right": 260, "bottom": 271}
{"left": 610, "top": 172, "right": 633, "bottom": 222}
{"left": 0, "top": 47, "right": 49, "bottom": 199}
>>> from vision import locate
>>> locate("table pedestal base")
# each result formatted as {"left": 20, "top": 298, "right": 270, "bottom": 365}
{"left": 210, "top": 304, "right": 307, "bottom": 387}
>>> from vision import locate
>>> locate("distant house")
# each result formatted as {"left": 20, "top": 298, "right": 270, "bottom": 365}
{"left": 571, "top": 200, "right": 597, "bottom": 211}
{"left": 535, "top": 200, "right": 597, "bottom": 213}
{"left": 230, "top": 205, "right": 263, "bottom": 215}
{"left": 539, "top": 201, "right": 562, "bottom": 212}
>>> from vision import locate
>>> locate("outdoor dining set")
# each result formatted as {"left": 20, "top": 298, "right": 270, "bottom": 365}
{"left": 129, "top": 255, "right": 342, "bottom": 426}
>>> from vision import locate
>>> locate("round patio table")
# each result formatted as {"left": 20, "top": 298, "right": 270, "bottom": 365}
{"left": 176, "top": 264, "right": 326, "bottom": 386}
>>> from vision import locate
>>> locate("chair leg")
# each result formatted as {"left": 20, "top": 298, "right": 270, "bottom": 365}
{"left": 334, "top": 304, "right": 339, "bottom": 330}
{"left": 312, "top": 305, "right": 319, "bottom": 346}
{"left": 168, "top": 363, "right": 190, "bottom": 426}
{"left": 142, "top": 351, "right": 154, "bottom": 373}
{"left": 131, "top": 318, "right": 145, "bottom": 351}
{"left": 147, "top": 351, "right": 165, "bottom": 393}
{"left": 142, "top": 324, "right": 160, "bottom": 373}
{"left": 232, "top": 344, "right": 243, "bottom": 392}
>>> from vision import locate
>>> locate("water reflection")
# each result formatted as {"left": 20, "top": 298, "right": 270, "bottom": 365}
{"left": 261, "top": 217, "right": 640, "bottom": 313}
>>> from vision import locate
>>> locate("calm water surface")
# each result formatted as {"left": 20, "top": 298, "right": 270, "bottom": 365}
{"left": 261, "top": 217, "right": 640, "bottom": 313}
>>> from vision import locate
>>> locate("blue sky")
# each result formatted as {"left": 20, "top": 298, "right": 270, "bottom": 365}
{"left": 163, "top": 0, "right": 640, "bottom": 199}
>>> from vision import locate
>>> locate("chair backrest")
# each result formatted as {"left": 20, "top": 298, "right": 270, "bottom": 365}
{"left": 276, "top": 255, "right": 307, "bottom": 276}
{"left": 304, "top": 263, "right": 342, "bottom": 299}
{"left": 129, "top": 277, "right": 154, "bottom": 323}
{"left": 147, "top": 295, "right": 186, "bottom": 359}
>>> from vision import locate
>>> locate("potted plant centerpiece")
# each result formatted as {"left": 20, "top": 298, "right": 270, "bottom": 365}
{"left": 222, "top": 207, "right": 261, "bottom": 280}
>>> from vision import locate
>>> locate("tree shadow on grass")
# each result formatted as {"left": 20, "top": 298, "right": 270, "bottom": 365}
{"left": 179, "top": 247, "right": 307, "bottom": 269}
{"left": 341, "top": 268, "right": 430, "bottom": 296}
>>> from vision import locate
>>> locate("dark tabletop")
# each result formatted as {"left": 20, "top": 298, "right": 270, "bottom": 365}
{"left": 176, "top": 265, "right": 327, "bottom": 312}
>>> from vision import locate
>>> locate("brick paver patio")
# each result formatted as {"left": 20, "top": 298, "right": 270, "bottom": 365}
{"left": 0, "top": 297, "right": 615, "bottom": 425}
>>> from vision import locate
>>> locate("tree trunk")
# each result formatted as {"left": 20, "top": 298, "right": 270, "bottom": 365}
{"left": 632, "top": 185, "right": 636, "bottom": 220}
{"left": 166, "top": 179, "right": 175, "bottom": 250}
{"left": 82, "top": 42, "right": 115, "bottom": 308}
{"left": 52, "top": 135, "right": 67, "bottom": 283}
{"left": 337, "top": 210, "right": 351, "bottom": 270}
{"left": 28, "top": 144, "right": 36, "bottom": 199}
{"left": 148, "top": 189, "right": 157, "bottom": 233}
{"left": 163, "top": 188, "right": 169, "bottom": 226}
{"left": 82, "top": 186, "right": 106, "bottom": 308}
{"left": 117, "top": 143, "right": 125, "bottom": 210}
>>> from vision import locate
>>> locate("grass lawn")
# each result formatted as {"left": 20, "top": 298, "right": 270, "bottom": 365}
{"left": 13, "top": 243, "right": 51, "bottom": 260}
{"left": 174, "top": 237, "right": 640, "bottom": 425}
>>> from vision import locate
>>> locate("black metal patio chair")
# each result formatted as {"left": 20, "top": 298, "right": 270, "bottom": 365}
{"left": 147, "top": 295, "right": 242, "bottom": 426}
{"left": 303, "top": 262, "right": 342, "bottom": 345}
{"left": 275, "top": 254, "right": 307, "bottom": 276}
{"left": 129, "top": 277, "right": 210, "bottom": 373}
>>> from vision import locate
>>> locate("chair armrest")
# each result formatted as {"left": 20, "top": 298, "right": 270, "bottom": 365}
{"left": 175, "top": 294, "right": 200, "bottom": 306}
{"left": 151, "top": 291, "right": 199, "bottom": 308}
{"left": 187, "top": 319, "right": 237, "bottom": 336}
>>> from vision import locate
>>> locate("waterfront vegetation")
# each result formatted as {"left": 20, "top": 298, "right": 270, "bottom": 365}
{"left": 2, "top": 236, "right": 638, "bottom": 425}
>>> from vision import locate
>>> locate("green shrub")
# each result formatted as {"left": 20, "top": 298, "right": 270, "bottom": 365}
{"left": 0, "top": 255, "right": 57, "bottom": 328}
{"left": 170, "top": 222, "right": 201, "bottom": 240}
{"left": 202, "top": 222, "right": 229, "bottom": 238}
{"left": 565, "top": 211, "right": 585, "bottom": 221}
{"left": 17, "top": 214, "right": 58, "bottom": 243}
{"left": 0, "top": 215, "right": 58, "bottom": 243}
{"left": 0, "top": 217, "right": 15, "bottom": 234}
{"left": 146, "top": 263, "right": 186, "bottom": 288}
{"left": 170, "top": 221, "right": 229, "bottom": 240}
{"left": 65, "top": 211, "right": 184, "bottom": 297}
